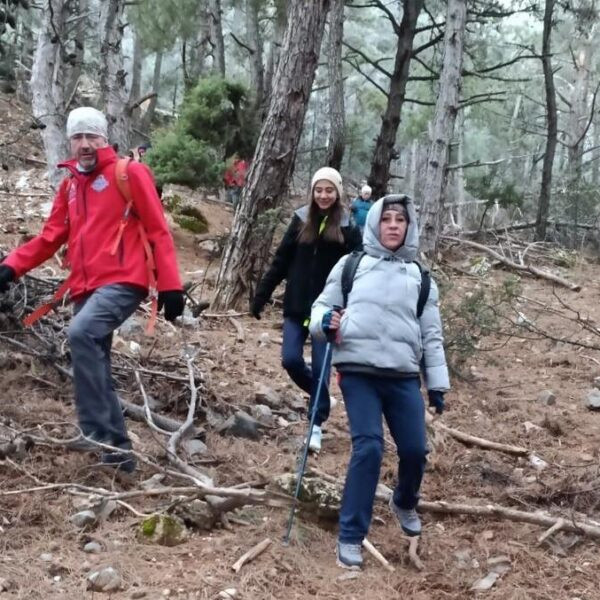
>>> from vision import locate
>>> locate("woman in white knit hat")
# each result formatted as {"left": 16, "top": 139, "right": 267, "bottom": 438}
{"left": 251, "top": 167, "right": 361, "bottom": 452}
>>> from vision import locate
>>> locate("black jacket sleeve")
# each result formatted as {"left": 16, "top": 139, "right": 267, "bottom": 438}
{"left": 252, "top": 216, "right": 300, "bottom": 310}
{"left": 345, "top": 224, "right": 363, "bottom": 252}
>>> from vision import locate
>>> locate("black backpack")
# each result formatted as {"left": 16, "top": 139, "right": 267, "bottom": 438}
{"left": 340, "top": 250, "right": 431, "bottom": 317}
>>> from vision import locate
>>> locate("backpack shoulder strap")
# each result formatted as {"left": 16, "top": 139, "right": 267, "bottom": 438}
{"left": 413, "top": 261, "right": 431, "bottom": 318}
{"left": 115, "top": 157, "right": 134, "bottom": 205}
{"left": 341, "top": 250, "right": 365, "bottom": 308}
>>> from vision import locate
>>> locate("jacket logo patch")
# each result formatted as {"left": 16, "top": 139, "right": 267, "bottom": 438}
{"left": 91, "top": 174, "right": 109, "bottom": 192}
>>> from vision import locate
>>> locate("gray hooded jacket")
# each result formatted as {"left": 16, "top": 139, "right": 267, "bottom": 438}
{"left": 309, "top": 196, "right": 450, "bottom": 391}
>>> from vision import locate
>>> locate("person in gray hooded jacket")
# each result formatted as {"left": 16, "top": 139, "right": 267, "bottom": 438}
{"left": 309, "top": 194, "right": 450, "bottom": 570}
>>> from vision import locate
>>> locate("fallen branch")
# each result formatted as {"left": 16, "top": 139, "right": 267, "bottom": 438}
{"left": 407, "top": 537, "right": 424, "bottom": 571}
{"left": 441, "top": 236, "right": 581, "bottom": 291}
{"left": 426, "top": 412, "right": 530, "bottom": 457}
{"left": 362, "top": 538, "right": 395, "bottom": 572}
{"left": 119, "top": 398, "right": 204, "bottom": 437}
{"left": 231, "top": 537, "right": 272, "bottom": 572}
{"left": 538, "top": 518, "right": 565, "bottom": 544}
{"left": 228, "top": 316, "right": 245, "bottom": 343}
{"left": 417, "top": 500, "right": 600, "bottom": 540}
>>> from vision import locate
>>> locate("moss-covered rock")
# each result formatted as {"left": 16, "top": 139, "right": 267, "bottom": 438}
{"left": 275, "top": 474, "right": 341, "bottom": 520}
{"left": 138, "top": 514, "right": 188, "bottom": 546}
{"left": 173, "top": 204, "right": 209, "bottom": 234}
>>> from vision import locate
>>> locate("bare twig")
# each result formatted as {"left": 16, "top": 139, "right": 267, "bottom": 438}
{"left": 231, "top": 537, "right": 272, "bottom": 572}
{"left": 362, "top": 538, "right": 395, "bottom": 572}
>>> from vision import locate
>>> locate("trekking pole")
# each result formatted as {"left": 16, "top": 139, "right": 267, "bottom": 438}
{"left": 283, "top": 306, "right": 340, "bottom": 546}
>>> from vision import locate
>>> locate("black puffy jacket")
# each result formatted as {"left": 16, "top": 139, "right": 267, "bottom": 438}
{"left": 252, "top": 205, "right": 362, "bottom": 321}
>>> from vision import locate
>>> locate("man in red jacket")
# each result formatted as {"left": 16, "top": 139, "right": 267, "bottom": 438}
{"left": 0, "top": 107, "right": 185, "bottom": 473}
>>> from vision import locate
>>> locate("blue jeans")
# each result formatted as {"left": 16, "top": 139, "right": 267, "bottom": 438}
{"left": 68, "top": 284, "right": 145, "bottom": 448}
{"left": 338, "top": 373, "right": 427, "bottom": 543}
{"left": 281, "top": 317, "right": 331, "bottom": 426}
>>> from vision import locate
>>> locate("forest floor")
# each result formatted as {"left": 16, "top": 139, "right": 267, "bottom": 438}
{"left": 1, "top": 92, "right": 600, "bottom": 599}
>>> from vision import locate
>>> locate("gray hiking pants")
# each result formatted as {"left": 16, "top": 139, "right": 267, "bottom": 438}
{"left": 68, "top": 284, "right": 145, "bottom": 448}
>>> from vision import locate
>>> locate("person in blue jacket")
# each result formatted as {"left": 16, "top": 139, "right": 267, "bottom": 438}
{"left": 310, "top": 195, "right": 450, "bottom": 570}
{"left": 350, "top": 185, "right": 373, "bottom": 233}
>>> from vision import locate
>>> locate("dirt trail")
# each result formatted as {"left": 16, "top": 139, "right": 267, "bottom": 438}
{"left": 1, "top": 93, "right": 600, "bottom": 599}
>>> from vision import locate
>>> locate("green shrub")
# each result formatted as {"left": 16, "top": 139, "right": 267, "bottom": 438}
{"left": 146, "top": 130, "right": 223, "bottom": 189}
{"left": 145, "top": 76, "right": 259, "bottom": 189}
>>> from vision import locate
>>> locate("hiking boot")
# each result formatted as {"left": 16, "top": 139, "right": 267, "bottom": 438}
{"left": 100, "top": 451, "right": 137, "bottom": 474}
{"left": 336, "top": 541, "right": 363, "bottom": 570}
{"left": 389, "top": 497, "right": 421, "bottom": 536}
{"left": 66, "top": 434, "right": 108, "bottom": 453}
{"left": 308, "top": 425, "right": 322, "bottom": 453}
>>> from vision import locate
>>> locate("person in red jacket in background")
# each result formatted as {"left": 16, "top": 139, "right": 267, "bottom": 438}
{"left": 223, "top": 154, "right": 249, "bottom": 208}
{"left": 0, "top": 107, "right": 185, "bottom": 473}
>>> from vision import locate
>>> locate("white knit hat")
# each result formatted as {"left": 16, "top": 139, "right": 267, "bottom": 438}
{"left": 311, "top": 167, "right": 344, "bottom": 199}
{"left": 361, "top": 184, "right": 372, "bottom": 197}
{"left": 66, "top": 107, "right": 108, "bottom": 139}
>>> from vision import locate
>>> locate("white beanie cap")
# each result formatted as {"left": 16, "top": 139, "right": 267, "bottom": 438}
{"left": 311, "top": 167, "right": 344, "bottom": 200}
{"left": 66, "top": 107, "right": 108, "bottom": 139}
{"left": 361, "top": 184, "right": 372, "bottom": 196}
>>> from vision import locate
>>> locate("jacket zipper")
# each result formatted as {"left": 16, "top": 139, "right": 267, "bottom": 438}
{"left": 79, "top": 178, "right": 89, "bottom": 290}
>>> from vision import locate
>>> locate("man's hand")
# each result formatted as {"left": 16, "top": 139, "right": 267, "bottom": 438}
{"left": 158, "top": 290, "right": 185, "bottom": 322}
{"left": 0, "top": 265, "right": 15, "bottom": 293}
{"left": 428, "top": 390, "right": 445, "bottom": 416}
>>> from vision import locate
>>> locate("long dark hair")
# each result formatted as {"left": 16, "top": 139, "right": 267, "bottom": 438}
{"left": 297, "top": 194, "right": 345, "bottom": 244}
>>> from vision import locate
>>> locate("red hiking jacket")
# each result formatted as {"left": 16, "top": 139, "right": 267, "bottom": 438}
{"left": 4, "top": 146, "right": 182, "bottom": 299}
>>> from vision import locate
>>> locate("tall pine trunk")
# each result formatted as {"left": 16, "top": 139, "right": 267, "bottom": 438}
{"left": 139, "top": 51, "right": 163, "bottom": 134}
{"left": 367, "top": 0, "right": 423, "bottom": 199}
{"left": 325, "top": 0, "right": 345, "bottom": 170}
{"left": 246, "top": 0, "right": 264, "bottom": 115}
{"left": 535, "top": 0, "right": 557, "bottom": 241}
{"left": 213, "top": 0, "right": 331, "bottom": 310}
{"left": 209, "top": 0, "right": 225, "bottom": 76}
{"left": 30, "top": 0, "right": 73, "bottom": 188}
{"left": 418, "top": 0, "right": 466, "bottom": 256}
{"left": 99, "top": 0, "right": 130, "bottom": 151}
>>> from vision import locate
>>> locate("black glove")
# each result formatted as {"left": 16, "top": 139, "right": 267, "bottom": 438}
{"left": 158, "top": 290, "right": 185, "bottom": 322}
{"left": 0, "top": 265, "right": 15, "bottom": 293}
{"left": 428, "top": 390, "right": 445, "bottom": 415}
{"left": 250, "top": 298, "right": 264, "bottom": 320}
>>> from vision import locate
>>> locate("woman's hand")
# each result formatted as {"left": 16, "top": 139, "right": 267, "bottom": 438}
{"left": 322, "top": 307, "right": 343, "bottom": 342}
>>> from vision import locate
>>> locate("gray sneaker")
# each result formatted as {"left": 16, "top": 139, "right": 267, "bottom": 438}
{"left": 389, "top": 497, "right": 421, "bottom": 536}
{"left": 336, "top": 541, "right": 363, "bottom": 570}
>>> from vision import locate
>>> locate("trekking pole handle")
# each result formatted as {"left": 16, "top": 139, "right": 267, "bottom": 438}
{"left": 326, "top": 305, "right": 343, "bottom": 343}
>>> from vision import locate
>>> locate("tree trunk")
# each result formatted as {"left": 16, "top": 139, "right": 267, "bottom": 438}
{"left": 15, "top": 4, "right": 35, "bottom": 103}
{"left": 418, "top": 0, "right": 467, "bottom": 256}
{"left": 30, "top": 0, "right": 73, "bottom": 188}
{"left": 367, "top": 0, "right": 424, "bottom": 200}
{"left": 246, "top": 0, "right": 264, "bottom": 115}
{"left": 139, "top": 51, "right": 163, "bottom": 134}
{"left": 65, "top": 0, "right": 86, "bottom": 110}
{"left": 129, "top": 26, "right": 143, "bottom": 111}
{"left": 535, "top": 0, "right": 557, "bottom": 242}
{"left": 263, "top": 0, "right": 286, "bottom": 107}
{"left": 565, "top": 23, "right": 593, "bottom": 245}
{"left": 188, "top": 5, "right": 211, "bottom": 86}
{"left": 98, "top": 0, "right": 130, "bottom": 152}
{"left": 208, "top": 0, "right": 225, "bottom": 76}
{"left": 592, "top": 122, "right": 600, "bottom": 186}
{"left": 325, "top": 0, "right": 345, "bottom": 170}
{"left": 213, "top": 0, "right": 331, "bottom": 310}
